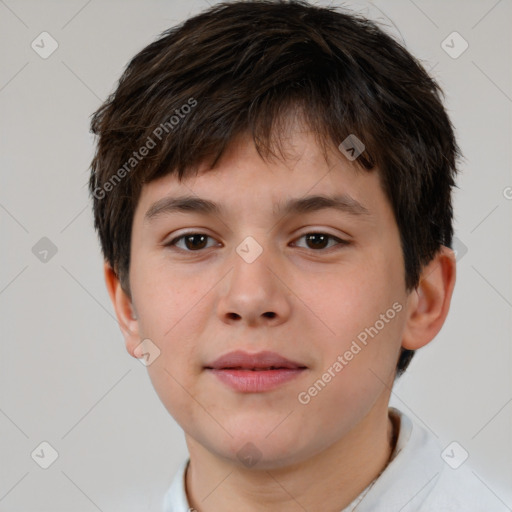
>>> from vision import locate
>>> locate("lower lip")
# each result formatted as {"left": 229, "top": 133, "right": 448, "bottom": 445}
{"left": 207, "top": 368, "right": 306, "bottom": 392}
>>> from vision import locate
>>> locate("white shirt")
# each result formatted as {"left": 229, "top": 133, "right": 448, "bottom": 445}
{"left": 162, "top": 408, "right": 504, "bottom": 511}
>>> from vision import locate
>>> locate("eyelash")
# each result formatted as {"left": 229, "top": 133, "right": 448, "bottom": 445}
{"left": 165, "top": 232, "right": 350, "bottom": 253}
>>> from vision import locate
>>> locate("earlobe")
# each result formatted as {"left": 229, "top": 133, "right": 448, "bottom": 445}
{"left": 402, "top": 246, "right": 456, "bottom": 351}
{"left": 103, "top": 263, "right": 141, "bottom": 358}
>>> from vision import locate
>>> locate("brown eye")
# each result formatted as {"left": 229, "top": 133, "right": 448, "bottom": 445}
{"left": 293, "top": 233, "right": 348, "bottom": 251}
{"left": 167, "top": 233, "right": 217, "bottom": 251}
{"left": 305, "top": 233, "right": 329, "bottom": 249}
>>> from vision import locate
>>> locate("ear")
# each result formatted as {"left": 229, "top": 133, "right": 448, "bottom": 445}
{"left": 402, "top": 245, "right": 457, "bottom": 350}
{"left": 103, "top": 262, "right": 141, "bottom": 359}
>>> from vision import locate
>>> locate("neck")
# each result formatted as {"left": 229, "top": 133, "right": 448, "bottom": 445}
{"left": 184, "top": 406, "right": 398, "bottom": 512}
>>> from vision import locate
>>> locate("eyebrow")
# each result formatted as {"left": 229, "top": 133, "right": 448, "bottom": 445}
{"left": 144, "top": 193, "right": 371, "bottom": 223}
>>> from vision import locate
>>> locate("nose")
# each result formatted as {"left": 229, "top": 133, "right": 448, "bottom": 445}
{"left": 216, "top": 239, "right": 292, "bottom": 328}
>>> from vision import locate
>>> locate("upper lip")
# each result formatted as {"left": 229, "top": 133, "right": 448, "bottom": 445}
{"left": 205, "top": 350, "right": 307, "bottom": 370}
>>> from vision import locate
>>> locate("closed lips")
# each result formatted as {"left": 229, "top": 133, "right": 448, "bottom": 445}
{"left": 219, "top": 366, "right": 298, "bottom": 371}
{"left": 205, "top": 350, "right": 307, "bottom": 371}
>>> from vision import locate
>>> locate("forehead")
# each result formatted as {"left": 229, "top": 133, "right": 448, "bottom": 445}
{"left": 134, "top": 128, "right": 388, "bottom": 226}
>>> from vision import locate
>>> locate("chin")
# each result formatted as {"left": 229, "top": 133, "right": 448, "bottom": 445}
{"left": 212, "top": 430, "right": 311, "bottom": 470}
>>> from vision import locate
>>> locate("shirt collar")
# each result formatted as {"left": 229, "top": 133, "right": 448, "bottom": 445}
{"left": 351, "top": 407, "right": 443, "bottom": 512}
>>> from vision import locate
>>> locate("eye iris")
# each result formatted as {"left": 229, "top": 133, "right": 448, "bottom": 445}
{"left": 306, "top": 233, "right": 329, "bottom": 249}
{"left": 185, "top": 234, "right": 208, "bottom": 250}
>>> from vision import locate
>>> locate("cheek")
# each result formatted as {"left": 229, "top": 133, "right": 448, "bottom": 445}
{"left": 300, "top": 257, "right": 406, "bottom": 370}
{"left": 130, "top": 264, "right": 214, "bottom": 411}
{"left": 303, "top": 266, "right": 392, "bottom": 331}
{"left": 132, "top": 257, "right": 203, "bottom": 338}
{"left": 138, "top": 288, "right": 211, "bottom": 425}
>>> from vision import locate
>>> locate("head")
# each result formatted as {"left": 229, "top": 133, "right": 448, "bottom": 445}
{"left": 89, "top": 1, "right": 458, "bottom": 468}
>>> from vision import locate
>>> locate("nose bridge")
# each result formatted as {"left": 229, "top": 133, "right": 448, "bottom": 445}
{"left": 217, "top": 234, "right": 291, "bottom": 326}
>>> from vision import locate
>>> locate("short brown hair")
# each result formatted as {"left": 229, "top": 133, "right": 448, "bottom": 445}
{"left": 89, "top": 0, "right": 460, "bottom": 376}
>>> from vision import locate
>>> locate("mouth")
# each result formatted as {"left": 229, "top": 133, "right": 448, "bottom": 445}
{"left": 213, "top": 366, "right": 301, "bottom": 371}
{"left": 204, "top": 349, "right": 307, "bottom": 371}
{"left": 204, "top": 350, "right": 307, "bottom": 392}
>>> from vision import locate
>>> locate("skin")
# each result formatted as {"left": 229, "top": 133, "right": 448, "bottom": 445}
{"left": 105, "top": 122, "right": 456, "bottom": 511}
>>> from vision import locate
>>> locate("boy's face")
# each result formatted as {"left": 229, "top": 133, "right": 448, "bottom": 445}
{"left": 125, "top": 126, "right": 413, "bottom": 469}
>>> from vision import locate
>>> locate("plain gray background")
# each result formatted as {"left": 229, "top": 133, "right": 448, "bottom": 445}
{"left": 1, "top": 0, "right": 511, "bottom": 510}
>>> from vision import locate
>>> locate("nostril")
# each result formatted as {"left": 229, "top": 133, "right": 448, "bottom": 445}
{"left": 263, "top": 312, "right": 276, "bottom": 318}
